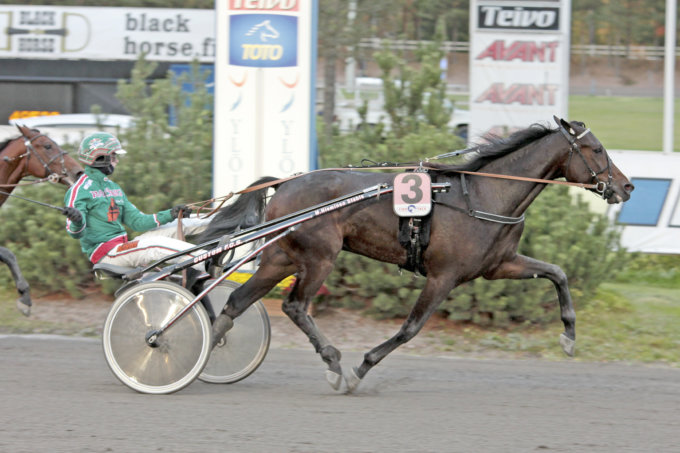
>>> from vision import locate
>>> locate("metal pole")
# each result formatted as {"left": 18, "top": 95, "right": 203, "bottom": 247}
{"left": 344, "top": 0, "right": 357, "bottom": 92}
{"left": 663, "top": 0, "right": 676, "bottom": 154}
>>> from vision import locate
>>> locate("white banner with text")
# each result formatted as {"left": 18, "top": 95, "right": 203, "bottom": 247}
{"left": 469, "top": 0, "right": 571, "bottom": 142}
{"left": 0, "top": 5, "right": 215, "bottom": 62}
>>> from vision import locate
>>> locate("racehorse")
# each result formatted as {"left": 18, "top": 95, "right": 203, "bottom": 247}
{"left": 200, "top": 117, "right": 634, "bottom": 392}
{"left": 0, "top": 125, "right": 83, "bottom": 315}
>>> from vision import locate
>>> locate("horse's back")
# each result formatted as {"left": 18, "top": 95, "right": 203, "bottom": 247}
{"left": 266, "top": 170, "right": 392, "bottom": 218}
{"left": 266, "top": 170, "right": 406, "bottom": 265}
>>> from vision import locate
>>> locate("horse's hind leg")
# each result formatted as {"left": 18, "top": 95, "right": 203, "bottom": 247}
{"left": 348, "top": 276, "right": 455, "bottom": 392}
{"left": 483, "top": 254, "right": 575, "bottom": 356}
{"left": 0, "top": 247, "right": 31, "bottom": 316}
{"left": 211, "top": 247, "right": 297, "bottom": 347}
{"left": 281, "top": 261, "right": 344, "bottom": 390}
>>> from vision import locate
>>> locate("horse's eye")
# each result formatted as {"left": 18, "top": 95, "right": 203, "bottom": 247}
{"left": 593, "top": 147, "right": 602, "bottom": 154}
{"left": 45, "top": 144, "right": 52, "bottom": 150}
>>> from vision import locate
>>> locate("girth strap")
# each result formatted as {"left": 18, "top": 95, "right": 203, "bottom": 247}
{"left": 398, "top": 215, "right": 431, "bottom": 276}
{"left": 434, "top": 174, "right": 525, "bottom": 225}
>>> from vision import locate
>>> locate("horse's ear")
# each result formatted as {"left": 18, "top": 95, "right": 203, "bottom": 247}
{"left": 15, "top": 124, "right": 28, "bottom": 136}
{"left": 553, "top": 116, "right": 575, "bottom": 135}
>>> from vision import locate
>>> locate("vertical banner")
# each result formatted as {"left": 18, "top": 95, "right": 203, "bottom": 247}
{"left": 214, "top": 0, "right": 318, "bottom": 197}
{"left": 469, "top": 0, "right": 571, "bottom": 142}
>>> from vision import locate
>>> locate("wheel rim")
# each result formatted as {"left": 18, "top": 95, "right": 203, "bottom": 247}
{"left": 199, "top": 280, "right": 271, "bottom": 384}
{"left": 103, "top": 282, "right": 212, "bottom": 394}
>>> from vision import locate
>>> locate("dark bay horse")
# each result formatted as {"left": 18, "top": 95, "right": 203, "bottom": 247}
{"left": 200, "top": 117, "right": 634, "bottom": 392}
{"left": 0, "top": 125, "right": 82, "bottom": 315}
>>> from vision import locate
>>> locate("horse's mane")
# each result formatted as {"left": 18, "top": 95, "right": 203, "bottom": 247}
{"left": 0, "top": 135, "right": 19, "bottom": 153}
{"left": 425, "top": 123, "right": 556, "bottom": 173}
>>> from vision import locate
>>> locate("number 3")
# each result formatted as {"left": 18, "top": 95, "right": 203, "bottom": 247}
{"left": 401, "top": 174, "right": 423, "bottom": 204}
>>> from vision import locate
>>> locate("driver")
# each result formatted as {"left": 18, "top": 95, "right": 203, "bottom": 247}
{"left": 62, "top": 132, "right": 205, "bottom": 271}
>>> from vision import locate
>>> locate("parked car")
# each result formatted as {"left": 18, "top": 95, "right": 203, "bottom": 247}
{"left": 9, "top": 113, "right": 134, "bottom": 145}
{"left": 334, "top": 77, "right": 469, "bottom": 140}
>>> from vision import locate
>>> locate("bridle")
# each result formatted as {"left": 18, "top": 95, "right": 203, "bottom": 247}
{"left": 558, "top": 124, "right": 613, "bottom": 199}
{"left": 1, "top": 133, "right": 72, "bottom": 187}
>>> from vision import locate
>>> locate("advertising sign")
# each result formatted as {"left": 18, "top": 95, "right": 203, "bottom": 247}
{"left": 0, "top": 5, "right": 215, "bottom": 62}
{"left": 469, "top": 0, "right": 571, "bottom": 141}
{"left": 606, "top": 151, "right": 680, "bottom": 254}
{"left": 213, "top": 0, "right": 318, "bottom": 197}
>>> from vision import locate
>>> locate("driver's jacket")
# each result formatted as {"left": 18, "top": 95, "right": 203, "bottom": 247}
{"left": 64, "top": 166, "right": 173, "bottom": 263}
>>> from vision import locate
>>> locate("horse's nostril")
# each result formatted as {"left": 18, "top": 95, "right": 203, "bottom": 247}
{"left": 625, "top": 183, "right": 635, "bottom": 193}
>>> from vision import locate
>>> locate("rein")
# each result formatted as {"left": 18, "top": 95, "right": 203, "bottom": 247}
{"left": 230, "top": 163, "right": 603, "bottom": 196}
{"left": 187, "top": 124, "right": 609, "bottom": 223}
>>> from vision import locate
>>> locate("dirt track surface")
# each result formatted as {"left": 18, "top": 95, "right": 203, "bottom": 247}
{"left": 1, "top": 334, "right": 679, "bottom": 453}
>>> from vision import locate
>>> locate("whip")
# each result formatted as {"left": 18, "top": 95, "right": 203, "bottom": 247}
{"left": 0, "top": 189, "right": 66, "bottom": 213}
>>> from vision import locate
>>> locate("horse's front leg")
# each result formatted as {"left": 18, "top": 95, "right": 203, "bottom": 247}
{"left": 484, "top": 254, "right": 575, "bottom": 356}
{"left": 0, "top": 247, "right": 31, "bottom": 316}
{"left": 347, "top": 276, "right": 455, "bottom": 392}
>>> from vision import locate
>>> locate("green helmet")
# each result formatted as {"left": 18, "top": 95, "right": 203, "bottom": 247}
{"left": 77, "top": 132, "right": 127, "bottom": 167}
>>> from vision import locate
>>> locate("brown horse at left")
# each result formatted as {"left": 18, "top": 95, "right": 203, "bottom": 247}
{"left": 0, "top": 125, "right": 82, "bottom": 315}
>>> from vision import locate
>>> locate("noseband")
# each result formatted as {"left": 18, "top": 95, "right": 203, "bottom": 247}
{"left": 5, "top": 133, "right": 71, "bottom": 183}
{"left": 559, "top": 125, "right": 613, "bottom": 199}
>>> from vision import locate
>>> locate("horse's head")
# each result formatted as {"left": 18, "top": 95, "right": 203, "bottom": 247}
{"left": 554, "top": 116, "right": 634, "bottom": 204}
{"left": 16, "top": 125, "right": 83, "bottom": 186}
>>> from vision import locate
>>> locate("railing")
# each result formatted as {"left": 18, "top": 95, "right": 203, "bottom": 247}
{"left": 358, "top": 39, "right": 680, "bottom": 59}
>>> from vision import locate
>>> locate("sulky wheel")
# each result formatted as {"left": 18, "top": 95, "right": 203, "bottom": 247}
{"left": 102, "top": 281, "right": 212, "bottom": 394}
{"left": 198, "top": 279, "right": 271, "bottom": 384}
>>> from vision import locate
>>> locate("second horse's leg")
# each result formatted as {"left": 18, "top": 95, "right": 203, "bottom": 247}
{"left": 280, "top": 261, "right": 343, "bottom": 390}
{"left": 0, "top": 247, "right": 31, "bottom": 316}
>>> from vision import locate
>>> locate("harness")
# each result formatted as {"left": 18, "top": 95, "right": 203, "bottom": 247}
{"left": 394, "top": 122, "right": 614, "bottom": 274}
{"left": 558, "top": 124, "right": 614, "bottom": 199}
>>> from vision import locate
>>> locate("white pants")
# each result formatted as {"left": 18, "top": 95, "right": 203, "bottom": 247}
{"left": 98, "top": 220, "right": 208, "bottom": 272}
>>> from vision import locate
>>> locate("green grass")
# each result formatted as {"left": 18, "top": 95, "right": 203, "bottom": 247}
{"left": 0, "top": 289, "right": 100, "bottom": 336}
{"left": 448, "top": 94, "right": 680, "bottom": 151}
{"left": 421, "top": 282, "right": 680, "bottom": 367}
{"left": 569, "top": 96, "right": 680, "bottom": 151}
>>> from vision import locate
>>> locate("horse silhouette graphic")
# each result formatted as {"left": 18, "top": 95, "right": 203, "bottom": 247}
{"left": 245, "top": 20, "right": 280, "bottom": 42}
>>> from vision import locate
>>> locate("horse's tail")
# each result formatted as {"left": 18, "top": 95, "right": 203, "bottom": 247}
{"left": 196, "top": 176, "right": 280, "bottom": 243}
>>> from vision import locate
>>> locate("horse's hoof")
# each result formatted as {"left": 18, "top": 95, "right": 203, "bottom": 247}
{"left": 211, "top": 314, "right": 233, "bottom": 349}
{"left": 559, "top": 333, "right": 575, "bottom": 357}
{"left": 344, "top": 367, "right": 362, "bottom": 393}
{"left": 16, "top": 298, "right": 31, "bottom": 317}
{"left": 325, "top": 370, "right": 342, "bottom": 391}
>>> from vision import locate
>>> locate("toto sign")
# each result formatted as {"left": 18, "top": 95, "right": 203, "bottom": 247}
{"left": 229, "top": 13, "right": 298, "bottom": 67}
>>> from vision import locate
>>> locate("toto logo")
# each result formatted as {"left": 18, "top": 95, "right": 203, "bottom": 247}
{"left": 229, "top": 13, "right": 297, "bottom": 67}
{"left": 478, "top": 6, "right": 559, "bottom": 31}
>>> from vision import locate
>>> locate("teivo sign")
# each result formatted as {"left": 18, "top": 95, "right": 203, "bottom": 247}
{"left": 229, "top": 13, "right": 297, "bottom": 67}
{"left": 478, "top": 5, "right": 559, "bottom": 31}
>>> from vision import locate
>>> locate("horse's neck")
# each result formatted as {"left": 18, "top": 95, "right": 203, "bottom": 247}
{"left": 476, "top": 134, "right": 564, "bottom": 216}
{"left": 0, "top": 142, "right": 26, "bottom": 194}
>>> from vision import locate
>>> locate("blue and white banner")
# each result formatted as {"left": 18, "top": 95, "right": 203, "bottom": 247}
{"left": 229, "top": 13, "right": 298, "bottom": 67}
{"left": 213, "top": 0, "right": 317, "bottom": 196}
{"left": 605, "top": 151, "right": 680, "bottom": 254}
